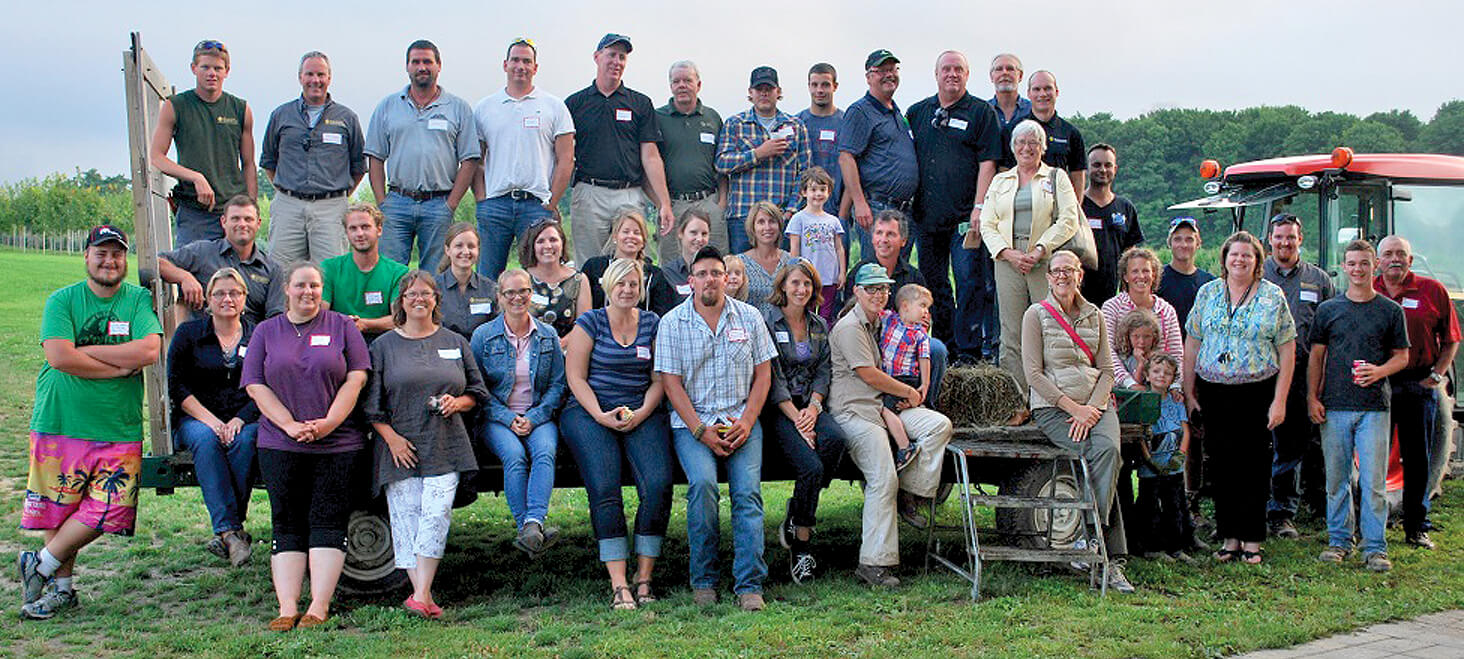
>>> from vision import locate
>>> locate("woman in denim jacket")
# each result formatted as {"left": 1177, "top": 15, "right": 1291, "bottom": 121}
{"left": 470, "top": 268, "right": 568, "bottom": 557}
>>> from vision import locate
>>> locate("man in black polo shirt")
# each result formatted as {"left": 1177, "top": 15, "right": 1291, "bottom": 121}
{"left": 1000, "top": 70, "right": 1085, "bottom": 195}
{"left": 565, "top": 33, "right": 675, "bottom": 266}
{"left": 1080, "top": 144, "right": 1143, "bottom": 306}
{"left": 655, "top": 60, "right": 729, "bottom": 262}
{"left": 261, "top": 51, "right": 366, "bottom": 264}
{"left": 838, "top": 49, "right": 918, "bottom": 262}
{"left": 906, "top": 50, "right": 1001, "bottom": 364}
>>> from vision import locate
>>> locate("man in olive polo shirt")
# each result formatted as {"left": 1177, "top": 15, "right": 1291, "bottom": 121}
{"left": 655, "top": 60, "right": 729, "bottom": 262}
{"left": 565, "top": 33, "right": 676, "bottom": 266}
{"left": 158, "top": 194, "right": 284, "bottom": 325}
{"left": 321, "top": 203, "right": 410, "bottom": 342}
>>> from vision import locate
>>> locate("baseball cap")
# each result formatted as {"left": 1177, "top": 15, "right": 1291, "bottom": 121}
{"left": 1167, "top": 216, "right": 1199, "bottom": 238}
{"left": 854, "top": 263, "right": 896, "bottom": 287}
{"left": 865, "top": 49, "right": 899, "bottom": 70}
{"left": 85, "top": 225, "right": 130, "bottom": 250}
{"left": 749, "top": 66, "right": 779, "bottom": 88}
{"left": 596, "top": 33, "right": 632, "bottom": 52}
{"left": 691, "top": 244, "right": 725, "bottom": 267}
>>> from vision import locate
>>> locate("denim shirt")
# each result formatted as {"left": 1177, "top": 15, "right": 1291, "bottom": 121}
{"left": 764, "top": 307, "right": 832, "bottom": 406}
{"left": 469, "top": 315, "right": 567, "bottom": 428}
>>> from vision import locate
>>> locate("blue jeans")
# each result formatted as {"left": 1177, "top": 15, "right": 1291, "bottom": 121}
{"left": 482, "top": 420, "right": 558, "bottom": 529}
{"left": 174, "top": 418, "right": 257, "bottom": 534}
{"left": 174, "top": 204, "right": 224, "bottom": 248}
{"left": 673, "top": 424, "right": 766, "bottom": 594}
{"left": 559, "top": 405, "right": 674, "bottom": 562}
{"left": 476, "top": 195, "right": 554, "bottom": 279}
{"left": 1321, "top": 410, "right": 1390, "bottom": 555}
{"left": 928, "top": 337, "right": 949, "bottom": 404}
{"left": 762, "top": 407, "right": 846, "bottom": 528}
{"left": 380, "top": 192, "right": 454, "bottom": 269}
{"left": 847, "top": 199, "right": 913, "bottom": 263}
{"left": 915, "top": 223, "right": 997, "bottom": 362}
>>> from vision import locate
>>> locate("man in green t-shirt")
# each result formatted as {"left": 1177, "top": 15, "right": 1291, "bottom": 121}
{"left": 18, "top": 226, "right": 163, "bottom": 621}
{"left": 321, "top": 203, "right": 410, "bottom": 341}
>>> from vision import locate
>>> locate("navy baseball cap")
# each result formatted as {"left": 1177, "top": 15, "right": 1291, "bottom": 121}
{"left": 86, "top": 225, "right": 130, "bottom": 250}
{"left": 1167, "top": 216, "right": 1199, "bottom": 237}
{"left": 750, "top": 66, "right": 779, "bottom": 88}
{"left": 865, "top": 49, "right": 899, "bottom": 70}
{"left": 596, "top": 33, "right": 632, "bottom": 52}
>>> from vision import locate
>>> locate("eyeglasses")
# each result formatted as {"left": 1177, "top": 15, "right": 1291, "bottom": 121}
{"left": 691, "top": 270, "right": 726, "bottom": 280}
{"left": 1013, "top": 138, "right": 1043, "bottom": 148}
{"left": 1048, "top": 267, "right": 1081, "bottom": 277}
{"left": 403, "top": 291, "right": 435, "bottom": 300}
{"left": 195, "top": 40, "right": 227, "bottom": 52}
{"left": 501, "top": 287, "right": 532, "bottom": 299}
{"left": 861, "top": 285, "right": 891, "bottom": 295}
{"left": 931, "top": 107, "right": 950, "bottom": 129}
{"left": 209, "top": 290, "right": 244, "bottom": 299}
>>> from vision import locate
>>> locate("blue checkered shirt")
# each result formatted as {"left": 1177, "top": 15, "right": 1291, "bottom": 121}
{"left": 654, "top": 296, "right": 778, "bottom": 428}
{"left": 715, "top": 109, "right": 812, "bottom": 220}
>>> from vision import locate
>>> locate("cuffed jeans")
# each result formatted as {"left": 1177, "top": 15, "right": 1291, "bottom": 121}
{"left": 476, "top": 195, "right": 554, "bottom": 279}
{"left": 380, "top": 192, "right": 453, "bottom": 269}
{"left": 482, "top": 420, "right": 558, "bottom": 529}
{"left": 174, "top": 204, "right": 224, "bottom": 247}
{"left": 763, "top": 407, "right": 847, "bottom": 528}
{"left": 1392, "top": 380, "right": 1438, "bottom": 534}
{"left": 917, "top": 223, "right": 997, "bottom": 362}
{"left": 672, "top": 424, "right": 766, "bottom": 594}
{"left": 267, "top": 192, "right": 348, "bottom": 264}
{"left": 835, "top": 407, "right": 952, "bottom": 566}
{"left": 1032, "top": 406, "right": 1128, "bottom": 556}
{"left": 1321, "top": 409, "right": 1391, "bottom": 555}
{"left": 560, "top": 405, "right": 673, "bottom": 562}
{"left": 174, "top": 418, "right": 257, "bottom": 535}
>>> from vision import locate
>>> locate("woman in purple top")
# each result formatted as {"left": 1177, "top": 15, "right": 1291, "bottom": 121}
{"left": 242, "top": 261, "right": 370, "bottom": 631}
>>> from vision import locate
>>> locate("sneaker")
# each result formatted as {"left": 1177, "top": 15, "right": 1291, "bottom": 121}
{"left": 790, "top": 551, "right": 817, "bottom": 585}
{"left": 692, "top": 588, "right": 718, "bottom": 606}
{"left": 1068, "top": 539, "right": 1092, "bottom": 573}
{"left": 778, "top": 501, "right": 797, "bottom": 550}
{"left": 893, "top": 444, "right": 920, "bottom": 472}
{"left": 515, "top": 522, "right": 545, "bottom": 556}
{"left": 20, "top": 585, "right": 77, "bottom": 620}
{"left": 1317, "top": 545, "right": 1350, "bottom": 563}
{"left": 737, "top": 592, "right": 765, "bottom": 612}
{"left": 1364, "top": 552, "right": 1393, "bottom": 573}
{"left": 17, "top": 551, "right": 50, "bottom": 606}
{"left": 1106, "top": 563, "right": 1136, "bottom": 594}
{"left": 1406, "top": 531, "right": 1436, "bottom": 550}
{"left": 223, "top": 531, "right": 252, "bottom": 567}
{"left": 1270, "top": 518, "right": 1301, "bottom": 540}
{"left": 854, "top": 563, "right": 901, "bottom": 588}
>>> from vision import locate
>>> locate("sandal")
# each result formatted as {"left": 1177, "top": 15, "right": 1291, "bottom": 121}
{"left": 1239, "top": 549, "right": 1263, "bottom": 565}
{"left": 267, "top": 613, "right": 302, "bottom": 632}
{"left": 1213, "top": 548, "right": 1238, "bottom": 563}
{"left": 633, "top": 580, "right": 657, "bottom": 605}
{"left": 610, "top": 585, "right": 637, "bottom": 611}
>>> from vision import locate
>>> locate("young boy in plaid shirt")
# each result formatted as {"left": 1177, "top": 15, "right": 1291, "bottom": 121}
{"left": 878, "top": 284, "right": 933, "bottom": 471}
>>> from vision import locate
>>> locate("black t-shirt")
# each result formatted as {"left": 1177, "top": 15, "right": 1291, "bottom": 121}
{"left": 1156, "top": 264, "right": 1215, "bottom": 336}
{"left": 999, "top": 112, "right": 1086, "bottom": 172}
{"left": 1311, "top": 295, "right": 1410, "bottom": 411}
{"left": 564, "top": 82, "right": 661, "bottom": 185}
{"left": 906, "top": 93, "right": 1003, "bottom": 231}
{"left": 1079, "top": 195, "right": 1144, "bottom": 306}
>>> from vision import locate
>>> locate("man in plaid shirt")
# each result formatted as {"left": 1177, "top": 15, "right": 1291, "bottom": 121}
{"left": 716, "top": 66, "right": 812, "bottom": 253}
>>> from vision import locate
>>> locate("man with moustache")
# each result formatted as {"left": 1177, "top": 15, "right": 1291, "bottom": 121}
{"left": 260, "top": 51, "right": 366, "bottom": 264}
{"left": 1001, "top": 70, "right": 1086, "bottom": 195}
{"left": 472, "top": 37, "right": 576, "bottom": 278}
{"left": 655, "top": 60, "right": 729, "bottom": 260}
{"left": 158, "top": 195, "right": 284, "bottom": 325}
{"left": 717, "top": 66, "right": 812, "bottom": 253}
{"left": 1080, "top": 144, "right": 1144, "bottom": 306}
{"left": 566, "top": 34, "right": 677, "bottom": 266}
{"left": 320, "top": 203, "right": 411, "bottom": 343}
{"left": 18, "top": 225, "right": 163, "bottom": 620}
{"left": 906, "top": 50, "right": 1002, "bottom": 363}
{"left": 365, "top": 39, "right": 480, "bottom": 270}
{"left": 839, "top": 50, "right": 918, "bottom": 261}
{"left": 987, "top": 53, "right": 1031, "bottom": 135}
{"left": 798, "top": 63, "right": 845, "bottom": 218}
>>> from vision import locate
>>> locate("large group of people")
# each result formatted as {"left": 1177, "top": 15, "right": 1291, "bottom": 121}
{"left": 13, "top": 34, "right": 1456, "bottom": 625}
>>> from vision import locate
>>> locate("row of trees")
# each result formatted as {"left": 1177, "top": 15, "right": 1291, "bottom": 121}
{"left": 4, "top": 102, "right": 1464, "bottom": 240}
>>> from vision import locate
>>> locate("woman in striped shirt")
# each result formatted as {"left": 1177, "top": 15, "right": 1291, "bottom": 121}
{"left": 1101, "top": 247, "right": 1184, "bottom": 388}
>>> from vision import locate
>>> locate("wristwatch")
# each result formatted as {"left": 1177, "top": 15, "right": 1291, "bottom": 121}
{"left": 1429, "top": 371, "right": 1446, "bottom": 384}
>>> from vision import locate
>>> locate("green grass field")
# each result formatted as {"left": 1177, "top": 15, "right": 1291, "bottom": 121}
{"left": 0, "top": 247, "right": 1460, "bottom": 658}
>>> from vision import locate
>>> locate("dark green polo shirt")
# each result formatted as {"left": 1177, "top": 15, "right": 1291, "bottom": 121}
{"left": 655, "top": 100, "right": 723, "bottom": 195}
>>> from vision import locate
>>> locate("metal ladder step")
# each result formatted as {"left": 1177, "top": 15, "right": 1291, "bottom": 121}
{"left": 962, "top": 495, "right": 1095, "bottom": 509}
{"left": 977, "top": 545, "right": 1100, "bottom": 563}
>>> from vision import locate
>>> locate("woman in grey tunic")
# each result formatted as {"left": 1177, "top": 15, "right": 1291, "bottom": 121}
{"left": 364, "top": 270, "right": 488, "bottom": 619}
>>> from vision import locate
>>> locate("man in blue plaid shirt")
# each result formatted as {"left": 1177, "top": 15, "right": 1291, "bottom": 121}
{"left": 716, "top": 66, "right": 812, "bottom": 253}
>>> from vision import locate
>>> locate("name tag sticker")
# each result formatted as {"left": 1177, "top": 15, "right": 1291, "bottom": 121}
{"left": 676, "top": 283, "right": 692, "bottom": 296}
{"left": 1041, "top": 178, "right": 1055, "bottom": 194}
{"left": 819, "top": 129, "right": 836, "bottom": 142}
{"left": 1088, "top": 217, "right": 1105, "bottom": 229}
{"left": 615, "top": 108, "right": 633, "bottom": 122}
{"left": 727, "top": 326, "right": 748, "bottom": 343}
{"left": 1299, "top": 290, "right": 1319, "bottom": 303}
{"left": 364, "top": 291, "right": 384, "bottom": 305}
{"left": 310, "top": 334, "right": 331, "bottom": 346}
{"left": 1403, "top": 297, "right": 1421, "bottom": 309}
{"left": 250, "top": 273, "right": 270, "bottom": 283}
{"left": 238, "top": 346, "right": 247, "bottom": 357}
{"left": 469, "top": 302, "right": 493, "bottom": 315}
{"left": 322, "top": 132, "right": 343, "bottom": 145}
{"left": 530, "top": 293, "right": 550, "bottom": 306}
{"left": 522, "top": 116, "right": 540, "bottom": 128}
{"left": 775, "top": 331, "right": 790, "bottom": 343}
{"left": 107, "top": 321, "right": 130, "bottom": 336}
{"left": 427, "top": 118, "right": 450, "bottom": 131}
{"left": 635, "top": 346, "right": 652, "bottom": 360}
{"left": 774, "top": 126, "right": 794, "bottom": 140}
{"left": 948, "top": 118, "right": 969, "bottom": 131}
{"left": 438, "top": 348, "right": 462, "bottom": 359}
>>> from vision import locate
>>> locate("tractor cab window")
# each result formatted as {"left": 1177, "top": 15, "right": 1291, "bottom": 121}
{"left": 1393, "top": 184, "right": 1464, "bottom": 293}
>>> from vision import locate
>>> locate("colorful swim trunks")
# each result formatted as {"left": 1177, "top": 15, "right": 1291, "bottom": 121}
{"left": 21, "top": 432, "right": 141, "bottom": 536}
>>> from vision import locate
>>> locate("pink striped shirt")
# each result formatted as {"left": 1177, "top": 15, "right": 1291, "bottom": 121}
{"left": 1101, "top": 292, "right": 1184, "bottom": 388}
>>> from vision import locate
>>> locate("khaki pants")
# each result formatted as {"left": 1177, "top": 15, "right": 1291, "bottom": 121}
{"left": 657, "top": 195, "right": 728, "bottom": 264}
{"left": 1031, "top": 405, "right": 1127, "bottom": 555}
{"left": 835, "top": 408, "right": 953, "bottom": 566}
{"left": 267, "top": 192, "right": 348, "bottom": 264}
{"left": 569, "top": 183, "right": 647, "bottom": 266}
{"left": 994, "top": 247, "right": 1049, "bottom": 391}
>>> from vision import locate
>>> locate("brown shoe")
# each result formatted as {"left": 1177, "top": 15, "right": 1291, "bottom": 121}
{"left": 737, "top": 593, "right": 765, "bottom": 611}
{"left": 223, "top": 530, "right": 252, "bottom": 567}
{"left": 692, "top": 588, "right": 718, "bottom": 606}
{"left": 267, "top": 614, "right": 301, "bottom": 632}
{"left": 296, "top": 614, "right": 328, "bottom": 629}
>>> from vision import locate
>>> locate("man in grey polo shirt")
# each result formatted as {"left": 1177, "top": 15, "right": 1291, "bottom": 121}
{"left": 365, "top": 39, "right": 480, "bottom": 270}
{"left": 158, "top": 194, "right": 284, "bottom": 325}
{"left": 260, "top": 51, "right": 365, "bottom": 264}
{"left": 472, "top": 37, "right": 575, "bottom": 279}
{"left": 839, "top": 50, "right": 918, "bottom": 262}
{"left": 655, "top": 60, "right": 729, "bottom": 263}
{"left": 564, "top": 33, "right": 676, "bottom": 266}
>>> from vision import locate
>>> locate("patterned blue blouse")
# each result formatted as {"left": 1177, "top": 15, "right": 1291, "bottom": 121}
{"left": 1186, "top": 278, "right": 1297, "bottom": 384}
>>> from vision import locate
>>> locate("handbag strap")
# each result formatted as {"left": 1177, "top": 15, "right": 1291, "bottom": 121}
{"left": 1038, "top": 300, "right": 1096, "bottom": 366}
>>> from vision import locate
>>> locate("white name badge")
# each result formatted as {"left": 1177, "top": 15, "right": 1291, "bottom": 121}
{"left": 727, "top": 326, "right": 748, "bottom": 342}
{"left": 310, "top": 334, "right": 331, "bottom": 346}
{"left": 438, "top": 348, "right": 462, "bottom": 359}
{"left": 635, "top": 345, "right": 652, "bottom": 360}
{"left": 523, "top": 116, "right": 540, "bottom": 128}
{"left": 773, "top": 127, "right": 794, "bottom": 140}
{"left": 1088, "top": 217, "right": 1105, "bottom": 229}
{"left": 322, "top": 132, "right": 343, "bottom": 145}
{"left": 1299, "top": 290, "right": 1319, "bottom": 303}
{"left": 470, "top": 302, "right": 493, "bottom": 315}
{"left": 775, "top": 330, "right": 790, "bottom": 343}
{"left": 107, "top": 320, "right": 130, "bottom": 336}
{"left": 238, "top": 346, "right": 248, "bottom": 357}
{"left": 948, "top": 118, "right": 969, "bottom": 131}
{"left": 615, "top": 108, "right": 633, "bottom": 122}
{"left": 1403, "top": 297, "right": 1421, "bottom": 309}
{"left": 427, "top": 118, "right": 450, "bottom": 131}
{"left": 530, "top": 293, "right": 550, "bottom": 306}
{"left": 1041, "top": 178, "right": 1055, "bottom": 193}
{"left": 364, "top": 291, "right": 384, "bottom": 306}
{"left": 699, "top": 131, "right": 716, "bottom": 144}
{"left": 676, "top": 283, "right": 692, "bottom": 296}
{"left": 819, "top": 129, "right": 836, "bottom": 142}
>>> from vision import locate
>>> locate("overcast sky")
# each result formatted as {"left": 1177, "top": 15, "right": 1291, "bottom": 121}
{"left": 2, "top": 1, "right": 1457, "bottom": 184}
